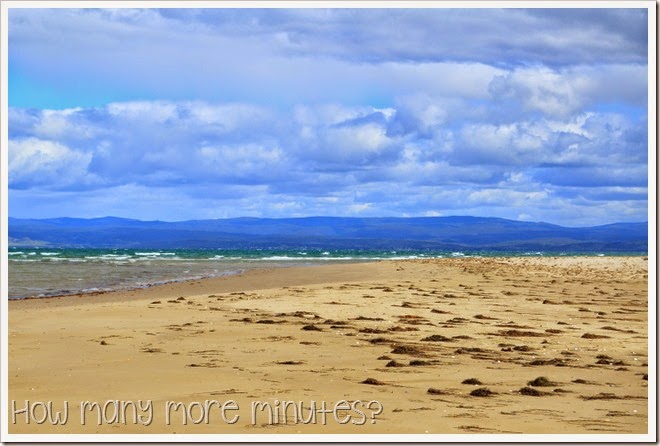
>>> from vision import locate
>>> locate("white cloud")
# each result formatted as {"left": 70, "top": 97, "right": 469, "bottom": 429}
{"left": 185, "top": 102, "right": 275, "bottom": 131}
{"left": 7, "top": 95, "right": 648, "bottom": 225}
{"left": 32, "top": 108, "right": 87, "bottom": 139}
{"left": 323, "top": 123, "right": 392, "bottom": 161}
{"left": 107, "top": 101, "right": 178, "bottom": 122}
{"left": 9, "top": 138, "right": 93, "bottom": 188}
{"left": 457, "top": 122, "right": 545, "bottom": 165}
{"left": 6, "top": 7, "right": 649, "bottom": 225}
{"left": 195, "top": 143, "right": 285, "bottom": 182}
{"left": 489, "top": 64, "right": 647, "bottom": 118}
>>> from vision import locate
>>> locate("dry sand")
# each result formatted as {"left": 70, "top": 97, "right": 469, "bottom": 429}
{"left": 7, "top": 257, "right": 649, "bottom": 435}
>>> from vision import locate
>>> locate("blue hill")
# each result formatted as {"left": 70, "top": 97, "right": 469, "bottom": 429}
{"left": 8, "top": 216, "right": 648, "bottom": 252}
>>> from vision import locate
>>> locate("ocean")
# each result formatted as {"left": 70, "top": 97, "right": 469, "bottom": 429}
{"left": 7, "top": 247, "right": 644, "bottom": 299}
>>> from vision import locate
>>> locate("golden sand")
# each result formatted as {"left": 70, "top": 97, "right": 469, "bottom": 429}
{"left": 7, "top": 257, "right": 649, "bottom": 435}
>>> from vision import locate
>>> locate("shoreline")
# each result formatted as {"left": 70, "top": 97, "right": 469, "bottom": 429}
{"left": 7, "top": 268, "right": 248, "bottom": 302}
{"left": 8, "top": 256, "right": 649, "bottom": 434}
{"left": 8, "top": 255, "right": 387, "bottom": 302}
{"left": 8, "top": 260, "right": 388, "bottom": 308}
{"left": 8, "top": 254, "right": 647, "bottom": 304}
{"left": 8, "top": 253, "right": 648, "bottom": 300}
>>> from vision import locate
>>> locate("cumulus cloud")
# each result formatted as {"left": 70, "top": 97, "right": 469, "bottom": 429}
{"left": 489, "top": 64, "right": 647, "bottom": 118}
{"left": 452, "top": 111, "right": 646, "bottom": 171}
{"left": 8, "top": 96, "right": 648, "bottom": 224}
{"left": 9, "top": 138, "right": 93, "bottom": 189}
{"left": 6, "top": 7, "right": 649, "bottom": 225}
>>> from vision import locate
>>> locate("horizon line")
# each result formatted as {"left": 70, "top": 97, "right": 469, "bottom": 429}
{"left": 7, "top": 214, "right": 649, "bottom": 228}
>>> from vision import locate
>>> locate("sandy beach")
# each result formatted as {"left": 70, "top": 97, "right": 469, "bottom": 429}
{"left": 7, "top": 257, "right": 649, "bottom": 435}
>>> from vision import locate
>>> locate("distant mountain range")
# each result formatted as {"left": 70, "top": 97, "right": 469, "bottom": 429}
{"left": 8, "top": 216, "right": 648, "bottom": 252}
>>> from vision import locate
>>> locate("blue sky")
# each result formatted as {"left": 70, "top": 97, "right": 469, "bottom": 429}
{"left": 7, "top": 6, "right": 650, "bottom": 225}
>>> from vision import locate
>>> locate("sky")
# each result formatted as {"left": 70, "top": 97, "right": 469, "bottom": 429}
{"left": 6, "top": 6, "right": 650, "bottom": 226}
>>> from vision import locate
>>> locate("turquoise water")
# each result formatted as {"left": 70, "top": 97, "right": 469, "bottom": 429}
{"left": 7, "top": 247, "right": 645, "bottom": 299}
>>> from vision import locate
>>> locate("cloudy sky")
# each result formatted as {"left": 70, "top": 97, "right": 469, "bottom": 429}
{"left": 7, "top": 6, "right": 650, "bottom": 225}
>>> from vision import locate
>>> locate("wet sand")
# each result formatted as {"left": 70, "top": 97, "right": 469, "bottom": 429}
{"left": 7, "top": 257, "right": 649, "bottom": 435}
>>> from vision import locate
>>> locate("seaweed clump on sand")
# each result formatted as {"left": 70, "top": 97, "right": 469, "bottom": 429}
{"left": 421, "top": 334, "right": 453, "bottom": 342}
{"left": 391, "top": 344, "right": 425, "bottom": 356}
{"left": 571, "top": 379, "right": 592, "bottom": 384}
{"left": 513, "top": 345, "right": 533, "bottom": 352}
{"left": 462, "top": 378, "right": 483, "bottom": 385}
{"left": 498, "top": 329, "right": 545, "bottom": 337}
{"left": 361, "top": 378, "right": 387, "bottom": 386}
{"left": 409, "top": 359, "right": 433, "bottom": 366}
{"left": 470, "top": 388, "right": 495, "bottom": 397}
{"left": 386, "top": 360, "right": 406, "bottom": 367}
{"left": 301, "top": 324, "right": 323, "bottom": 331}
{"left": 427, "top": 388, "right": 447, "bottom": 395}
{"left": 527, "top": 376, "right": 558, "bottom": 387}
{"left": 527, "top": 358, "right": 565, "bottom": 366}
{"left": 581, "top": 333, "right": 611, "bottom": 339}
{"left": 580, "top": 393, "right": 643, "bottom": 401}
{"left": 360, "top": 328, "right": 388, "bottom": 334}
{"left": 369, "top": 337, "right": 393, "bottom": 345}
{"left": 519, "top": 387, "right": 549, "bottom": 396}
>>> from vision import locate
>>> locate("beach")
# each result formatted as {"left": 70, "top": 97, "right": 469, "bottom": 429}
{"left": 7, "top": 256, "right": 649, "bottom": 435}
